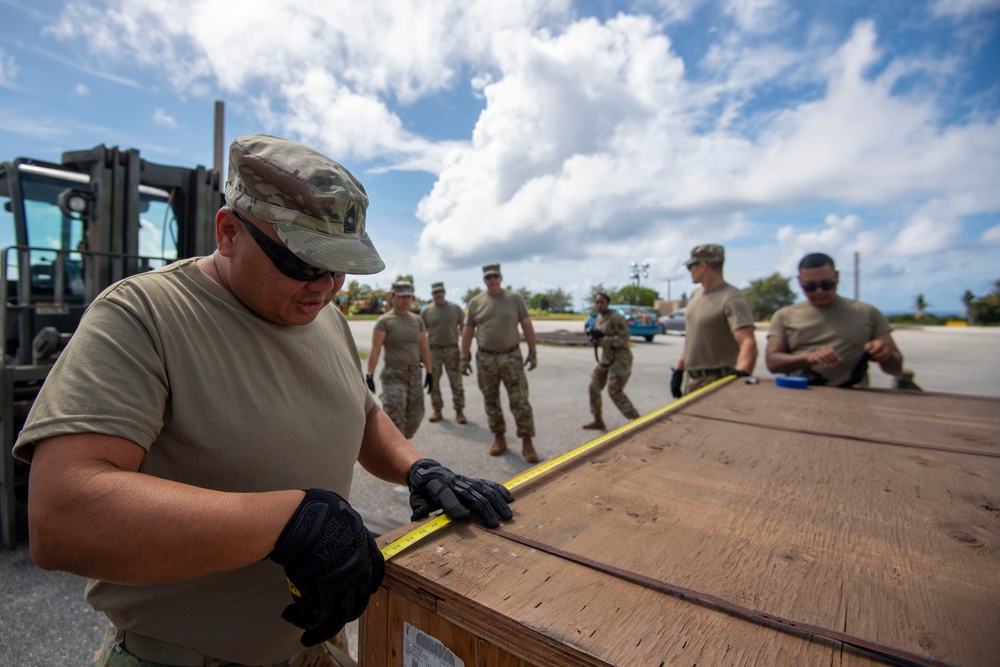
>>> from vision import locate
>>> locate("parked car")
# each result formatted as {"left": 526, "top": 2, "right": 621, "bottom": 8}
{"left": 584, "top": 305, "right": 660, "bottom": 342}
{"left": 658, "top": 308, "right": 686, "bottom": 335}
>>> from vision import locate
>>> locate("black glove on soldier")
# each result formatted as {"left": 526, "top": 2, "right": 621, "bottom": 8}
{"left": 424, "top": 372, "right": 434, "bottom": 394}
{"left": 269, "top": 489, "right": 385, "bottom": 647}
{"left": 408, "top": 459, "right": 515, "bottom": 528}
{"left": 670, "top": 368, "right": 684, "bottom": 399}
{"left": 365, "top": 374, "right": 375, "bottom": 393}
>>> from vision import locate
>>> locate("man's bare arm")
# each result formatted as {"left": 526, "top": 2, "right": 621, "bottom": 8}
{"left": 356, "top": 405, "right": 423, "bottom": 484}
{"left": 460, "top": 325, "right": 474, "bottom": 359}
{"left": 866, "top": 333, "right": 903, "bottom": 376}
{"left": 28, "top": 434, "right": 301, "bottom": 585}
{"left": 732, "top": 326, "right": 757, "bottom": 374}
{"left": 520, "top": 317, "right": 537, "bottom": 351}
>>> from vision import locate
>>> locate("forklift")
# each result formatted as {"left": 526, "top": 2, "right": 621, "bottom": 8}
{"left": 0, "top": 144, "right": 223, "bottom": 548}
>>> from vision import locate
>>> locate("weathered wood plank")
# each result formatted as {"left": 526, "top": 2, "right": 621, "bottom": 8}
{"left": 365, "top": 382, "right": 1000, "bottom": 666}
{"left": 681, "top": 380, "right": 1000, "bottom": 455}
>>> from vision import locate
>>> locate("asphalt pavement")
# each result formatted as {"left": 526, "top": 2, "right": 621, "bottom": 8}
{"left": 2, "top": 321, "right": 998, "bottom": 666}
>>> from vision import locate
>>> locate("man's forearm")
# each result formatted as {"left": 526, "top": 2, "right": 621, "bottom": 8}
{"left": 357, "top": 405, "right": 422, "bottom": 483}
{"left": 766, "top": 349, "right": 813, "bottom": 373}
{"left": 29, "top": 435, "right": 301, "bottom": 585}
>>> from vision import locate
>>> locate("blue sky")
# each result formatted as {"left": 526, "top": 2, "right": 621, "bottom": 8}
{"left": 1, "top": 0, "right": 998, "bottom": 314}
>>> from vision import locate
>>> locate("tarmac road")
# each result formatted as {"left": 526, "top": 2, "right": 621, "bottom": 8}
{"left": 2, "top": 321, "right": 998, "bottom": 666}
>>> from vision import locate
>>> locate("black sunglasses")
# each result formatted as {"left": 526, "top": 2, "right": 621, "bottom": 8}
{"left": 230, "top": 209, "right": 344, "bottom": 282}
{"left": 800, "top": 279, "right": 837, "bottom": 293}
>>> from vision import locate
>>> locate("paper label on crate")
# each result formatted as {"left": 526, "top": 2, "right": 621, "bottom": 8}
{"left": 403, "top": 621, "right": 465, "bottom": 667}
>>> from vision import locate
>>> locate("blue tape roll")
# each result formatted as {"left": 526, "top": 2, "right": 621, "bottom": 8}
{"left": 776, "top": 376, "right": 809, "bottom": 389}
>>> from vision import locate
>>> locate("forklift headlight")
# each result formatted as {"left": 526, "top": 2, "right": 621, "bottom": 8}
{"left": 57, "top": 189, "right": 91, "bottom": 218}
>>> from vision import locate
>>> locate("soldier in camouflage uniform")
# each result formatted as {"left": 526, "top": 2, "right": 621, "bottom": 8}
{"left": 421, "top": 282, "right": 467, "bottom": 424}
{"left": 584, "top": 293, "right": 640, "bottom": 429}
{"left": 367, "top": 281, "right": 433, "bottom": 439}
{"left": 461, "top": 263, "right": 539, "bottom": 462}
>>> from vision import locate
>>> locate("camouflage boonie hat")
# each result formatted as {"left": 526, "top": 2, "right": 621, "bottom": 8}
{"left": 482, "top": 263, "right": 501, "bottom": 277}
{"left": 225, "top": 134, "right": 385, "bottom": 275}
{"left": 684, "top": 244, "right": 725, "bottom": 267}
{"left": 430, "top": 282, "right": 445, "bottom": 292}
{"left": 391, "top": 280, "right": 414, "bottom": 296}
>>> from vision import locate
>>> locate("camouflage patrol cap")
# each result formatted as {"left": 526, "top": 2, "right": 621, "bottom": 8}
{"left": 482, "top": 263, "right": 501, "bottom": 277}
{"left": 391, "top": 280, "right": 414, "bottom": 296}
{"left": 430, "top": 282, "right": 445, "bottom": 292}
{"left": 684, "top": 244, "right": 725, "bottom": 267}
{"left": 225, "top": 134, "right": 385, "bottom": 275}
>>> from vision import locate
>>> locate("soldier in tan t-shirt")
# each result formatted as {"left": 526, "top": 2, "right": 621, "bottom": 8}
{"left": 14, "top": 135, "right": 514, "bottom": 667}
{"left": 766, "top": 253, "right": 904, "bottom": 386}
{"left": 461, "top": 263, "right": 539, "bottom": 463}
{"left": 672, "top": 244, "right": 757, "bottom": 397}
{"left": 368, "top": 281, "right": 433, "bottom": 438}
{"left": 420, "top": 282, "right": 466, "bottom": 424}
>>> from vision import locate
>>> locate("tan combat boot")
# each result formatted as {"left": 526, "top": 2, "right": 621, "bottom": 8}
{"left": 582, "top": 415, "right": 606, "bottom": 430}
{"left": 428, "top": 410, "right": 443, "bottom": 422}
{"left": 521, "top": 437, "right": 539, "bottom": 463}
{"left": 489, "top": 434, "right": 507, "bottom": 456}
{"left": 455, "top": 409, "right": 467, "bottom": 424}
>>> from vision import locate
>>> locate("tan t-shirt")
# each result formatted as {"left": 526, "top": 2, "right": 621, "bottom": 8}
{"left": 14, "top": 259, "right": 375, "bottom": 665}
{"left": 683, "top": 282, "right": 754, "bottom": 371}
{"left": 374, "top": 310, "right": 425, "bottom": 367}
{"left": 420, "top": 301, "right": 463, "bottom": 347}
{"left": 465, "top": 290, "right": 529, "bottom": 351}
{"left": 767, "top": 296, "right": 892, "bottom": 386}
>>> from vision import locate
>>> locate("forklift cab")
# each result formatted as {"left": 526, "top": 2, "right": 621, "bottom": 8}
{"left": 0, "top": 145, "right": 221, "bottom": 548}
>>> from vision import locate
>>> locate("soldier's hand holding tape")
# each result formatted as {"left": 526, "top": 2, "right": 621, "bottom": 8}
{"left": 408, "top": 458, "right": 514, "bottom": 528}
{"left": 269, "top": 489, "right": 384, "bottom": 647}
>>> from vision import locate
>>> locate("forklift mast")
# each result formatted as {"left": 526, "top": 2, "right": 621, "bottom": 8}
{"left": 0, "top": 145, "right": 223, "bottom": 548}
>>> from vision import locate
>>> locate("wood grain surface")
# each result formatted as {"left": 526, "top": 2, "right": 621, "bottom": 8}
{"left": 362, "top": 381, "right": 1000, "bottom": 666}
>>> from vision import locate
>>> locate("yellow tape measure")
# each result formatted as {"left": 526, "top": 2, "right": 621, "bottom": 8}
{"left": 380, "top": 375, "right": 736, "bottom": 560}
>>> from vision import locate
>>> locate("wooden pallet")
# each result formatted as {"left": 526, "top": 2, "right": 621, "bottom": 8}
{"left": 360, "top": 380, "right": 1000, "bottom": 666}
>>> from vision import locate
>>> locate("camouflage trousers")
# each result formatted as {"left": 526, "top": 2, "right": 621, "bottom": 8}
{"left": 476, "top": 347, "right": 534, "bottom": 438}
{"left": 380, "top": 364, "right": 425, "bottom": 439}
{"left": 684, "top": 367, "right": 736, "bottom": 394}
{"left": 589, "top": 349, "right": 639, "bottom": 419}
{"left": 93, "top": 624, "right": 350, "bottom": 667}
{"left": 429, "top": 345, "right": 465, "bottom": 411}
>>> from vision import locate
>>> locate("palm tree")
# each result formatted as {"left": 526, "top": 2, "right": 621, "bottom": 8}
{"left": 962, "top": 290, "right": 976, "bottom": 325}
{"left": 913, "top": 294, "right": 928, "bottom": 320}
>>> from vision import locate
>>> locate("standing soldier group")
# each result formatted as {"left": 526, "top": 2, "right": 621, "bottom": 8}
{"left": 368, "top": 244, "right": 910, "bottom": 468}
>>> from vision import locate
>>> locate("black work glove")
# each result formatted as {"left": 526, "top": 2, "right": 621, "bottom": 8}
{"left": 731, "top": 369, "right": 751, "bottom": 378}
{"left": 588, "top": 328, "right": 606, "bottom": 344}
{"left": 524, "top": 349, "right": 538, "bottom": 371}
{"left": 460, "top": 358, "right": 473, "bottom": 376}
{"left": 424, "top": 372, "right": 434, "bottom": 395}
{"left": 670, "top": 368, "right": 684, "bottom": 399}
{"left": 269, "top": 489, "right": 385, "bottom": 647}
{"left": 365, "top": 374, "right": 375, "bottom": 393}
{"left": 407, "top": 458, "right": 514, "bottom": 528}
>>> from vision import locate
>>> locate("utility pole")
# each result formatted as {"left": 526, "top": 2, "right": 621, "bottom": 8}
{"left": 629, "top": 261, "right": 650, "bottom": 305}
{"left": 854, "top": 252, "right": 860, "bottom": 301}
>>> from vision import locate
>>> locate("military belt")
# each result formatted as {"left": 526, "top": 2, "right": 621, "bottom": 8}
{"left": 686, "top": 367, "right": 735, "bottom": 379}
{"left": 385, "top": 363, "right": 422, "bottom": 371}
{"left": 478, "top": 346, "right": 519, "bottom": 355}
{"left": 429, "top": 344, "right": 458, "bottom": 350}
